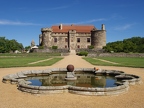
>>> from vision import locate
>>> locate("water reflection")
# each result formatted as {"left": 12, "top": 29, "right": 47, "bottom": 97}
{"left": 26, "top": 73, "right": 117, "bottom": 87}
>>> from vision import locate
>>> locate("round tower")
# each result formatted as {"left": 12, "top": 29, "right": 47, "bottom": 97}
{"left": 91, "top": 24, "right": 106, "bottom": 49}
{"left": 41, "top": 28, "right": 52, "bottom": 48}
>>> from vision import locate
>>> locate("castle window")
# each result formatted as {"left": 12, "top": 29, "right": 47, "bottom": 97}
{"left": 77, "top": 45, "right": 80, "bottom": 48}
{"left": 65, "top": 38, "right": 68, "bottom": 42}
{"left": 87, "top": 38, "right": 90, "bottom": 42}
{"left": 77, "top": 76, "right": 80, "bottom": 78}
{"left": 77, "top": 38, "right": 80, "bottom": 42}
{"left": 54, "top": 38, "right": 57, "bottom": 42}
{"left": 87, "top": 76, "right": 90, "bottom": 78}
{"left": 65, "top": 45, "right": 67, "bottom": 48}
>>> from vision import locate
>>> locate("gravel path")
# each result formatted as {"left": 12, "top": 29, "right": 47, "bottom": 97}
{"left": 94, "top": 58, "right": 119, "bottom": 64}
{"left": 28, "top": 58, "right": 52, "bottom": 64}
{"left": 0, "top": 55, "right": 144, "bottom": 108}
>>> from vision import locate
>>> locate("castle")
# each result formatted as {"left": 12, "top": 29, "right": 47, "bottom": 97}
{"left": 39, "top": 24, "right": 106, "bottom": 50}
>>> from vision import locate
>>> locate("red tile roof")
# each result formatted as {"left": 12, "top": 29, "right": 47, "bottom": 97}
{"left": 51, "top": 24, "right": 95, "bottom": 33}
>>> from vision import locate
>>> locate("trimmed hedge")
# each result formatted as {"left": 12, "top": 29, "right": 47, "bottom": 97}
{"left": 77, "top": 51, "right": 88, "bottom": 56}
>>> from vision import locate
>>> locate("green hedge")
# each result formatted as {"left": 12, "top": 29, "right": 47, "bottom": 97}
{"left": 88, "top": 45, "right": 94, "bottom": 49}
{"left": 77, "top": 51, "right": 88, "bottom": 56}
{"left": 52, "top": 46, "right": 58, "bottom": 49}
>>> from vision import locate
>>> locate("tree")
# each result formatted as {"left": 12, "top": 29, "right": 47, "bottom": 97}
{"left": 25, "top": 46, "right": 31, "bottom": 51}
{"left": 0, "top": 36, "right": 24, "bottom": 53}
{"left": 103, "top": 36, "right": 144, "bottom": 53}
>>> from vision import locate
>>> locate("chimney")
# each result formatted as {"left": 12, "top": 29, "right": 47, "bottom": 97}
{"left": 60, "top": 24, "right": 62, "bottom": 30}
{"left": 101, "top": 24, "right": 105, "bottom": 30}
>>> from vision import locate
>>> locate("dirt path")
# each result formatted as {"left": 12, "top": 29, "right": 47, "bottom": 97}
{"left": 28, "top": 58, "right": 52, "bottom": 64}
{"left": 53, "top": 55, "right": 93, "bottom": 68}
{"left": 0, "top": 54, "right": 144, "bottom": 108}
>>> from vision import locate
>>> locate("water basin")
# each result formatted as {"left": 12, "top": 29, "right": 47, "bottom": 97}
{"left": 25, "top": 73, "right": 118, "bottom": 88}
{"left": 2, "top": 67, "right": 142, "bottom": 96}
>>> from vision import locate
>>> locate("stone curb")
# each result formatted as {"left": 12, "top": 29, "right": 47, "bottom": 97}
{"left": 2, "top": 68, "right": 142, "bottom": 96}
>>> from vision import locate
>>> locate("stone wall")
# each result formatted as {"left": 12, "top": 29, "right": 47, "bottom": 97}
{"left": 32, "top": 48, "right": 69, "bottom": 53}
{"left": 76, "top": 49, "right": 105, "bottom": 53}
{"left": 52, "top": 36, "right": 68, "bottom": 49}
{"left": 88, "top": 53, "right": 144, "bottom": 57}
{"left": 76, "top": 36, "right": 91, "bottom": 49}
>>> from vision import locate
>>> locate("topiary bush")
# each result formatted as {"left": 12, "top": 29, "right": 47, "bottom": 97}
{"left": 77, "top": 51, "right": 88, "bottom": 56}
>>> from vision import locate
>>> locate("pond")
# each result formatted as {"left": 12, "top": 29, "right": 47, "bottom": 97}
{"left": 2, "top": 67, "right": 141, "bottom": 96}
{"left": 25, "top": 73, "right": 118, "bottom": 88}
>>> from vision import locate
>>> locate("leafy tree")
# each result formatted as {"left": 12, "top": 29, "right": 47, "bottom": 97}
{"left": 0, "top": 36, "right": 24, "bottom": 53}
{"left": 25, "top": 46, "right": 31, "bottom": 51}
{"left": 103, "top": 37, "right": 144, "bottom": 53}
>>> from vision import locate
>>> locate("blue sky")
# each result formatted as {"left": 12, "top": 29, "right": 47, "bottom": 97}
{"left": 0, "top": 0, "right": 144, "bottom": 47}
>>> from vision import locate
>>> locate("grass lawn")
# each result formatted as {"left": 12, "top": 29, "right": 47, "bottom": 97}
{"left": 28, "top": 58, "right": 63, "bottom": 66}
{"left": 0, "top": 52, "right": 61, "bottom": 57}
{"left": 0, "top": 53, "right": 63, "bottom": 68}
{"left": 83, "top": 57, "right": 144, "bottom": 68}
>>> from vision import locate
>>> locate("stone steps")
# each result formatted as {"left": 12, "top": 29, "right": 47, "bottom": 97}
{"left": 70, "top": 50, "right": 76, "bottom": 55}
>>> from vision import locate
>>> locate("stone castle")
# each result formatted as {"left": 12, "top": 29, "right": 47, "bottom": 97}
{"left": 39, "top": 24, "right": 106, "bottom": 50}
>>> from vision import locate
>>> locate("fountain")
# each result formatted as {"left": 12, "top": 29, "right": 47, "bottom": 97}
{"left": 2, "top": 65, "right": 142, "bottom": 96}
{"left": 65, "top": 64, "right": 77, "bottom": 80}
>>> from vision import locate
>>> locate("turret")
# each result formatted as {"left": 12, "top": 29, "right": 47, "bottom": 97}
{"left": 41, "top": 28, "right": 52, "bottom": 48}
{"left": 91, "top": 24, "right": 106, "bottom": 49}
{"left": 41, "top": 28, "right": 52, "bottom": 32}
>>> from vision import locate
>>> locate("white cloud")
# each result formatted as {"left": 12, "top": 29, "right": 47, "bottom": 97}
{"left": 0, "top": 20, "right": 41, "bottom": 26}
{"left": 61, "top": 18, "right": 106, "bottom": 25}
{"left": 114, "top": 24, "right": 135, "bottom": 30}
{"left": 23, "top": 6, "right": 70, "bottom": 12}
{"left": 110, "top": 14, "right": 125, "bottom": 20}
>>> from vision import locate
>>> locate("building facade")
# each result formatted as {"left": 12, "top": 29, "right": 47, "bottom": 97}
{"left": 39, "top": 24, "right": 106, "bottom": 50}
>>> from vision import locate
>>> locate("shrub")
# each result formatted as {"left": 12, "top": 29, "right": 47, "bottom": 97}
{"left": 78, "top": 51, "right": 88, "bottom": 56}
{"left": 52, "top": 46, "right": 58, "bottom": 49}
{"left": 88, "top": 45, "right": 94, "bottom": 49}
{"left": 39, "top": 46, "right": 44, "bottom": 49}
